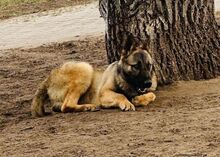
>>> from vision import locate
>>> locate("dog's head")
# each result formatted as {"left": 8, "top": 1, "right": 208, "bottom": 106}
{"left": 118, "top": 37, "right": 154, "bottom": 94}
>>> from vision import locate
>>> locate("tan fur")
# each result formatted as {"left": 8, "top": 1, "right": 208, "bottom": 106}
{"left": 32, "top": 62, "right": 101, "bottom": 116}
{"left": 132, "top": 92, "right": 156, "bottom": 107}
{"left": 98, "top": 62, "right": 156, "bottom": 111}
{"left": 31, "top": 49, "right": 157, "bottom": 117}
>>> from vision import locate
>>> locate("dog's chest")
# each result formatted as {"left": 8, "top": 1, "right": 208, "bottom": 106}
{"left": 116, "top": 82, "right": 139, "bottom": 99}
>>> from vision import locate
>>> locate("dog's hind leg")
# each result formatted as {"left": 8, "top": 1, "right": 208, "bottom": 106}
{"left": 61, "top": 87, "right": 98, "bottom": 112}
{"left": 55, "top": 62, "right": 99, "bottom": 112}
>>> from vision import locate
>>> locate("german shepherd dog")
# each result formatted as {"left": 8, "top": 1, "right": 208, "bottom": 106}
{"left": 31, "top": 40, "right": 157, "bottom": 117}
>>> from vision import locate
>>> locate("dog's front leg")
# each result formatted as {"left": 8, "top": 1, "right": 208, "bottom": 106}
{"left": 100, "top": 90, "right": 135, "bottom": 111}
{"left": 132, "top": 92, "right": 156, "bottom": 107}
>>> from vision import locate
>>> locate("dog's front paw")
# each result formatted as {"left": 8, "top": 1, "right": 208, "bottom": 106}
{"left": 119, "top": 100, "right": 135, "bottom": 111}
{"left": 132, "top": 92, "right": 156, "bottom": 106}
{"left": 146, "top": 92, "right": 156, "bottom": 102}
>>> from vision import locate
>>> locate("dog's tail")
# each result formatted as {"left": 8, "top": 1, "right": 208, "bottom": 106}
{"left": 31, "top": 78, "right": 49, "bottom": 117}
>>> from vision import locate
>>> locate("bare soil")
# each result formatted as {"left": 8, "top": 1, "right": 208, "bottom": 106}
{"left": 0, "top": 36, "right": 220, "bottom": 157}
{"left": 0, "top": 0, "right": 96, "bottom": 20}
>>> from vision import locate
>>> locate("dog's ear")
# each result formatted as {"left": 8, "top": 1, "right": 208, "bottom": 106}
{"left": 121, "top": 33, "right": 134, "bottom": 57}
{"left": 121, "top": 33, "right": 139, "bottom": 58}
{"left": 121, "top": 32, "right": 150, "bottom": 58}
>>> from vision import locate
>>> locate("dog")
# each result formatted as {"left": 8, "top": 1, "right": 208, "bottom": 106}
{"left": 31, "top": 40, "right": 157, "bottom": 117}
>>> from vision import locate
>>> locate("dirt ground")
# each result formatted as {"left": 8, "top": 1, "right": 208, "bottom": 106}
{"left": 0, "top": 36, "right": 220, "bottom": 157}
{"left": 0, "top": 0, "right": 96, "bottom": 20}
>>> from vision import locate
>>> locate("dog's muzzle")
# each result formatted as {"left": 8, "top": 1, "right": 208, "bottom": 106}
{"left": 137, "top": 80, "right": 152, "bottom": 94}
{"left": 144, "top": 80, "right": 152, "bottom": 88}
{"left": 137, "top": 88, "right": 148, "bottom": 94}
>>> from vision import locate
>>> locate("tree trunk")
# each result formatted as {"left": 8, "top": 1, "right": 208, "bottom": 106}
{"left": 99, "top": 0, "right": 220, "bottom": 84}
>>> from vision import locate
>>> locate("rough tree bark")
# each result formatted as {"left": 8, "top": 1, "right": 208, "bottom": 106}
{"left": 99, "top": 0, "right": 220, "bottom": 84}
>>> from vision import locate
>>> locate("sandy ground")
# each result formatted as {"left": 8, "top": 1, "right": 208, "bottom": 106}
{"left": 0, "top": 37, "right": 220, "bottom": 157}
{"left": 0, "top": 1, "right": 104, "bottom": 50}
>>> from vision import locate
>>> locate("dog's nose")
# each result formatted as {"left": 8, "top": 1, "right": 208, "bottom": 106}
{"left": 144, "top": 80, "right": 152, "bottom": 88}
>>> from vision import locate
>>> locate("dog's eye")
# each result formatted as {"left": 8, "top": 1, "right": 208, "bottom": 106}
{"left": 131, "top": 64, "right": 139, "bottom": 69}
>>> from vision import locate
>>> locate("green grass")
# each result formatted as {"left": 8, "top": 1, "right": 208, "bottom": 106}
{"left": 0, "top": 0, "right": 46, "bottom": 7}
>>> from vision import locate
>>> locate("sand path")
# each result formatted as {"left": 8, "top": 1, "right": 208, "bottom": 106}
{"left": 0, "top": 2, "right": 104, "bottom": 50}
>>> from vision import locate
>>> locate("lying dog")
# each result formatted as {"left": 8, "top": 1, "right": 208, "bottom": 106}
{"left": 31, "top": 43, "right": 157, "bottom": 116}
